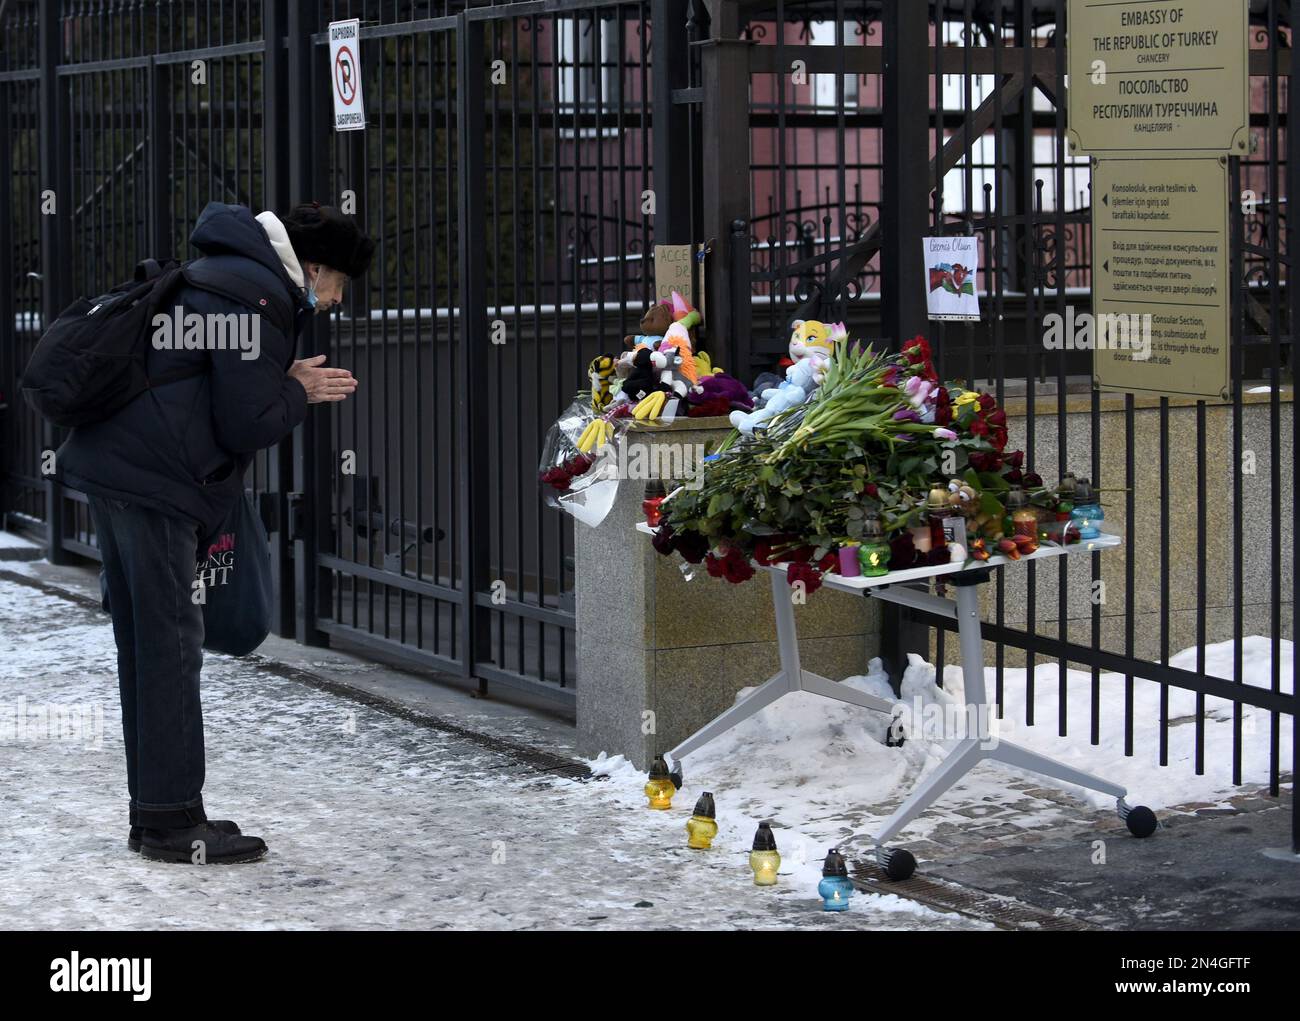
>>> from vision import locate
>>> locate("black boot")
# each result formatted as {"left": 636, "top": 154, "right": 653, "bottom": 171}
{"left": 128, "top": 820, "right": 241, "bottom": 853}
{"left": 138, "top": 822, "right": 268, "bottom": 864}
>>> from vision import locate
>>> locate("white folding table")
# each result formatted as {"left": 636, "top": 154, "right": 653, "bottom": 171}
{"left": 639, "top": 524, "right": 1155, "bottom": 879}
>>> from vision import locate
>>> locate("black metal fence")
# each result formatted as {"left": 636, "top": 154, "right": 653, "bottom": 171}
{"left": 700, "top": 0, "right": 1296, "bottom": 846}
{"left": 0, "top": 0, "right": 689, "bottom": 706}
{"left": 1, "top": 0, "right": 1296, "bottom": 845}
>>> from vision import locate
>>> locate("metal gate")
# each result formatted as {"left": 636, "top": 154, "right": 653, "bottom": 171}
{"left": 0, "top": 0, "right": 671, "bottom": 708}
{"left": 300, "top": 2, "right": 663, "bottom": 702}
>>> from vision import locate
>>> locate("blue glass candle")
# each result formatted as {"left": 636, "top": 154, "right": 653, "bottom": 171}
{"left": 818, "top": 848, "right": 853, "bottom": 911}
{"left": 1070, "top": 478, "right": 1103, "bottom": 539}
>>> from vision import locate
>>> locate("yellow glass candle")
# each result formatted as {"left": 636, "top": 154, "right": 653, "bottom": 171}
{"left": 644, "top": 754, "right": 676, "bottom": 810}
{"left": 749, "top": 822, "right": 780, "bottom": 885}
{"left": 686, "top": 792, "right": 718, "bottom": 848}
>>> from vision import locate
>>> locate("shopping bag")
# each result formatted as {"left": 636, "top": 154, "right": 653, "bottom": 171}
{"left": 195, "top": 488, "right": 273, "bottom": 655}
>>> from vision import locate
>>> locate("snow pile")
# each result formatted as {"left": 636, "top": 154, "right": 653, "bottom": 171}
{"left": 974, "top": 635, "right": 1294, "bottom": 811}
{"left": 587, "top": 638, "right": 1293, "bottom": 872}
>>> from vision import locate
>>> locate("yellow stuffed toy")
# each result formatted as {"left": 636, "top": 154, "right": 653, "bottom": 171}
{"left": 589, "top": 354, "right": 617, "bottom": 411}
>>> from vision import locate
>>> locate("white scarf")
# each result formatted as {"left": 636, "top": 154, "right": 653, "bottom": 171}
{"left": 255, "top": 210, "right": 306, "bottom": 292}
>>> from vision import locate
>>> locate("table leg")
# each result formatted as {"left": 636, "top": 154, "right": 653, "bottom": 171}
{"left": 872, "top": 738, "right": 986, "bottom": 846}
{"left": 870, "top": 576, "right": 1151, "bottom": 877}
{"left": 799, "top": 670, "right": 898, "bottom": 716}
{"left": 668, "top": 569, "right": 803, "bottom": 766}
{"left": 986, "top": 740, "right": 1127, "bottom": 799}
{"left": 668, "top": 669, "right": 792, "bottom": 763}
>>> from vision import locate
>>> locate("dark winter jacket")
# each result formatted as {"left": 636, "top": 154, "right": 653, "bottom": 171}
{"left": 58, "top": 203, "right": 314, "bottom": 537}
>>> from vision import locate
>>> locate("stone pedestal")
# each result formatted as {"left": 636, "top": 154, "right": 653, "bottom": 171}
{"left": 575, "top": 417, "right": 881, "bottom": 769}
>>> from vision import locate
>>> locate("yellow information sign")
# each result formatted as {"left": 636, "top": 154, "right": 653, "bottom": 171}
{"left": 1067, "top": 0, "right": 1248, "bottom": 155}
{"left": 1091, "top": 156, "right": 1230, "bottom": 400}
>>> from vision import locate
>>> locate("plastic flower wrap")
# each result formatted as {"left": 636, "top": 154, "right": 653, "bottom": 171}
{"left": 537, "top": 398, "right": 630, "bottom": 527}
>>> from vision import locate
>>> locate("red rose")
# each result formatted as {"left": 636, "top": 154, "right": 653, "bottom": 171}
{"left": 987, "top": 409, "right": 1007, "bottom": 427}
{"left": 901, "top": 336, "right": 938, "bottom": 380}
{"left": 1004, "top": 468, "right": 1023, "bottom": 484}
{"left": 889, "top": 531, "right": 919, "bottom": 569}
{"left": 723, "top": 551, "right": 755, "bottom": 584}
{"left": 704, "top": 552, "right": 726, "bottom": 578}
{"left": 977, "top": 393, "right": 996, "bottom": 412}
{"left": 969, "top": 417, "right": 990, "bottom": 438}
{"left": 674, "top": 530, "right": 709, "bottom": 564}
{"left": 786, "top": 561, "right": 824, "bottom": 594}
{"left": 1007, "top": 450, "right": 1025, "bottom": 469}
{"left": 1023, "top": 471, "right": 1044, "bottom": 488}
{"left": 865, "top": 483, "right": 879, "bottom": 499}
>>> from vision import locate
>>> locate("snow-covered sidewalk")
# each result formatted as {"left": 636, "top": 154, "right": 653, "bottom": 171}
{"left": 1, "top": 552, "right": 1291, "bottom": 931}
{"left": 0, "top": 573, "right": 978, "bottom": 930}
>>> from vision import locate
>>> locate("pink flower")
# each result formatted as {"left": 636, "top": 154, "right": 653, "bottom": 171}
{"left": 934, "top": 427, "right": 957, "bottom": 440}
{"left": 906, "top": 377, "right": 934, "bottom": 408}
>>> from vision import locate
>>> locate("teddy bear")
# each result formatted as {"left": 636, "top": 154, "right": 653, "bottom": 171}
{"left": 623, "top": 301, "right": 675, "bottom": 351}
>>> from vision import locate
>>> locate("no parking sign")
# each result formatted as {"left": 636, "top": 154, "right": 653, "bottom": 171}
{"left": 329, "top": 19, "right": 366, "bottom": 132}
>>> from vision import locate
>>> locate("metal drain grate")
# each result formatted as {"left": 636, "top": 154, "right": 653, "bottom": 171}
{"left": 1, "top": 569, "right": 595, "bottom": 783}
{"left": 849, "top": 860, "right": 1098, "bottom": 931}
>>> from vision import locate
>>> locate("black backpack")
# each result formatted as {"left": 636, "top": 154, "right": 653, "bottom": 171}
{"left": 21, "top": 257, "right": 295, "bottom": 429}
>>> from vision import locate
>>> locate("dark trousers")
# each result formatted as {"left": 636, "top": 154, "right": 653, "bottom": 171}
{"left": 88, "top": 496, "right": 208, "bottom": 829}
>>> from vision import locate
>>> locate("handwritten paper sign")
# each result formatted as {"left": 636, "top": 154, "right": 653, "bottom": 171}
{"left": 653, "top": 244, "right": 704, "bottom": 320}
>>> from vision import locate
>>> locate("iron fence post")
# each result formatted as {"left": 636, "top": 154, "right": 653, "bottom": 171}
{"left": 1287, "top": 39, "right": 1300, "bottom": 855}
{"left": 0, "top": 54, "right": 12, "bottom": 519}
{"left": 700, "top": 0, "right": 750, "bottom": 375}
{"left": 38, "top": 1, "right": 70, "bottom": 563}
{"left": 147, "top": 56, "right": 172, "bottom": 255}
{"left": 729, "top": 216, "right": 751, "bottom": 376}
{"left": 651, "top": 0, "right": 691, "bottom": 248}
{"left": 457, "top": 11, "right": 492, "bottom": 688}
{"left": 285, "top": 0, "right": 331, "bottom": 647}
{"left": 877, "top": 0, "right": 931, "bottom": 690}
{"left": 256, "top": 0, "right": 292, "bottom": 637}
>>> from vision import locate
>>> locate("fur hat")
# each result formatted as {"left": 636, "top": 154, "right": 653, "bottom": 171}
{"left": 281, "top": 201, "right": 375, "bottom": 279}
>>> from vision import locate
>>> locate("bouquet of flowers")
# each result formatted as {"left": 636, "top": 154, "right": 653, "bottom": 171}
{"left": 537, "top": 396, "right": 634, "bottom": 527}
{"left": 652, "top": 333, "right": 1041, "bottom": 592}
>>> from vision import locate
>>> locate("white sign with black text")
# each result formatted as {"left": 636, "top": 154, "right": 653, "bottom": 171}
{"left": 329, "top": 19, "right": 366, "bottom": 132}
